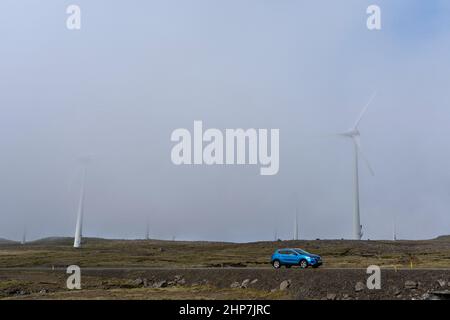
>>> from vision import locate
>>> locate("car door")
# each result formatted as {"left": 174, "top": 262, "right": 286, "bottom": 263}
{"left": 287, "top": 250, "right": 300, "bottom": 264}
{"left": 281, "top": 250, "right": 297, "bottom": 264}
{"left": 278, "top": 250, "right": 291, "bottom": 264}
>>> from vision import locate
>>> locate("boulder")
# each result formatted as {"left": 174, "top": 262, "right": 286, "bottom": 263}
{"left": 326, "top": 293, "right": 337, "bottom": 300}
{"left": 133, "top": 278, "right": 144, "bottom": 286}
{"left": 437, "top": 279, "right": 446, "bottom": 288}
{"left": 405, "top": 280, "right": 418, "bottom": 289}
{"left": 280, "top": 280, "right": 291, "bottom": 291}
{"left": 355, "top": 282, "right": 365, "bottom": 292}
{"left": 230, "top": 281, "right": 241, "bottom": 289}
{"left": 153, "top": 280, "right": 168, "bottom": 288}
{"left": 241, "top": 279, "right": 250, "bottom": 288}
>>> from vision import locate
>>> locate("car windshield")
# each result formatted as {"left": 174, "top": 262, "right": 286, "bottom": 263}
{"left": 294, "top": 249, "right": 310, "bottom": 255}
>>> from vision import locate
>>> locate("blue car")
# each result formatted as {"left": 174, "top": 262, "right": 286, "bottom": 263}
{"left": 271, "top": 248, "right": 322, "bottom": 269}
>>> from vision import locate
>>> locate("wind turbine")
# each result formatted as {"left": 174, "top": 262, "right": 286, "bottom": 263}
{"left": 74, "top": 158, "right": 89, "bottom": 248}
{"left": 392, "top": 215, "right": 397, "bottom": 241}
{"left": 294, "top": 209, "right": 299, "bottom": 241}
{"left": 337, "top": 93, "right": 376, "bottom": 240}
{"left": 21, "top": 225, "right": 27, "bottom": 245}
{"left": 145, "top": 219, "right": 150, "bottom": 240}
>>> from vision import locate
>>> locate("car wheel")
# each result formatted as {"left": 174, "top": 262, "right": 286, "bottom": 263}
{"left": 272, "top": 260, "right": 281, "bottom": 269}
{"left": 299, "top": 259, "right": 308, "bottom": 269}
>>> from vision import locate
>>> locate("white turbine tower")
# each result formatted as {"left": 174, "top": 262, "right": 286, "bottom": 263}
{"left": 145, "top": 219, "right": 150, "bottom": 240}
{"left": 392, "top": 215, "right": 397, "bottom": 241}
{"left": 21, "top": 225, "right": 27, "bottom": 245}
{"left": 294, "top": 209, "right": 299, "bottom": 241}
{"left": 74, "top": 159, "right": 89, "bottom": 248}
{"left": 337, "top": 93, "right": 376, "bottom": 240}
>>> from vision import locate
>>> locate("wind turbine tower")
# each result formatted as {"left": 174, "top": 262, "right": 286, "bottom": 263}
{"left": 294, "top": 210, "right": 299, "bottom": 240}
{"left": 393, "top": 217, "right": 397, "bottom": 241}
{"left": 337, "top": 93, "right": 376, "bottom": 240}
{"left": 21, "top": 226, "right": 26, "bottom": 245}
{"left": 145, "top": 220, "right": 150, "bottom": 240}
{"left": 74, "top": 159, "right": 89, "bottom": 248}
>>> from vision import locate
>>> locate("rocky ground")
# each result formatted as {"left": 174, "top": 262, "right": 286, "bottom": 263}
{"left": 1, "top": 237, "right": 449, "bottom": 300}
{"left": 1, "top": 268, "right": 450, "bottom": 300}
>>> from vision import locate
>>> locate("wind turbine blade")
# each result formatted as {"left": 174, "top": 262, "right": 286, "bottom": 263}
{"left": 352, "top": 92, "right": 377, "bottom": 129}
{"left": 353, "top": 136, "right": 374, "bottom": 176}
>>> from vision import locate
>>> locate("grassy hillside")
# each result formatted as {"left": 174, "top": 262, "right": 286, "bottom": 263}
{"left": 0, "top": 238, "right": 17, "bottom": 245}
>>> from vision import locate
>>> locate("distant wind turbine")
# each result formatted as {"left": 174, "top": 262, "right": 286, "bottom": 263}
{"left": 336, "top": 93, "right": 376, "bottom": 240}
{"left": 294, "top": 209, "right": 299, "bottom": 241}
{"left": 145, "top": 219, "right": 150, "bottom": 240}
{"left": 393, "top": 216, "right": 397, "bottom": 241}
{"left": 21, "top": 226, "right": 27, "bottom": 245}
{"left": 74, "top": 158, "right": 89, "bottom": 248}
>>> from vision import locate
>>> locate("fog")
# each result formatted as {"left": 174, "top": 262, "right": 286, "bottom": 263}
{"left": 0, "top": 1, "right": 449, "bottom": 242}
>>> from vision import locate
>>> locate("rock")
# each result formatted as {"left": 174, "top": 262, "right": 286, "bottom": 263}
{"left": 133, "top": 278, "right": 144, "bottom": 286}
{"left": 177, "top": 278, "right": 186, "bottom": 285}
{"left": 39, "top": 289, "right": 48, "bottom": 294}
{"left": 153, "top": 280, "right": 168, "bottom": 288}
{"left": 405, "top": 281, "right": 418, "bottom": 289}
{"left": 437, "top": 279, "right": 446, "bottom": 288}
{"left": 355, "top": 282, "right": 365, "bottom": 292}
{"left": 241, "top": 279, "right": 250, "bottom": 288}
{"left": 326, "top": 293, "right": 337, "bottom": 300}
{"left": 142, "top": 278, "right": 149, "bottom": 287}
{"left": 393, "top": 287, "right": 402, "bottom": 296}
{"left": 420, "top": 293, "right": 431, "bottom": 300}
{"left": 342, "top": 294, "right": 352, "bottom": 300}
{"left": 250, "top": 279, "right": 258, "bottom": 285}
{"left": 428, "top": 290, "right": 450, "bottom": 300}
{"left": 270, "top": 289, "right": 278, "bottom": 293}
{"left": 174, "top": 275, "right": 183, "bottom": 281}
{"left": 279, "top": 280, "right": 291, "bottom": 291}
{"left": 158, "top": 247, "right": 165, "bottom": 252}
{"left": 230, "top": 281, "right": 241, "bottom": 289}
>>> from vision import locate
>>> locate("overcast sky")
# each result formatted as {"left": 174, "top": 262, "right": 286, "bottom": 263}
{"left": 0, "top": 1, "right": 449, "bottom": 242}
